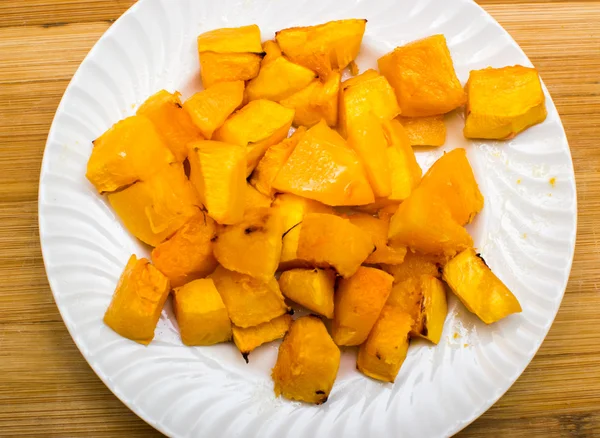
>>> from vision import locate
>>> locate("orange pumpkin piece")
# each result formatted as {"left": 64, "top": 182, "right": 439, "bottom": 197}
{"left": 262, "top": 40, "right": 282, "bottom": 64}
{"left": 346, "top": 213, "right": 406, "bottom": 265}
{"left": 357, "top": 305, "right": 413, "bottom": 383}
{"left": 199, "top": 52, "right": 262, "bottom": 89}
{"left": 278, "top": 268, "right": 336, "bottom": 318}
{"left": 197, "top": 24, "right": 263, "bottom": 53}
{"left": 464, "top": 65, "right": 547, "bottom": 140}
{"left": 398, "top": 115, "right": 446, "bottom": 147}
{"left": 280, "top": 71, "right": 340, "bottom": 128}
{"left": 103, "top": 255, "right": 170, "bottom": 345}
{"left": 419, "top": 148, "right": 483, "bottom": 225}
{"left": 381, "top": 250, "right": 446, "bottom": 283}
{"left": 232, "top": 314, "right": 292, "bottom": 360}
{"left": 273, "top": 120, "right": 375, "bottom": 206}
{"left": 378, "top": 34, "right": 465, "bottom": 117}
{"left": 173, "top": 278, "right": 232, "bottom": 346}
{"left": 245, "top": 56, "right": 316, "bottom": 102}
{"left": 383, "top": 119, "right": 423, "bottom": 201}
{"left": 86, "top": 115, "right": 175, "bottom": 193}
{"left": 188, "top": 140, "right": 247, "bottom": 225}
{"left": 332, "top": 266, "right": 394, "bottom": 346}
{"left": 137, "top": 90, "right": 204, "bottom": 162}
{"left": 210, "top": 265, "right": 289, "bottom": 328}
{"left": 213, "top": 100, "right": 295, "bottom": 175}
{"left": 272, "top": 315, "right": 341, "bottom": 404}
{"left": 183, "top": 81, "right": 244, "bottom": 139}
{"left": 108, "top": 163, "right": 200, "bottom": 247}
{"left": 151, "top": 211, "right": 218, "bottom": 288}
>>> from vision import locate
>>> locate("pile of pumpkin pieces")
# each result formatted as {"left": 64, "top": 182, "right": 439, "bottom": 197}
{"left": 87, "top": 19, "right": 544, "bottom": 404}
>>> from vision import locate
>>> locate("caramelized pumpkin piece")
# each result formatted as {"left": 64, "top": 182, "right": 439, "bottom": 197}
{"left": 137, "top": 90, "right": 203, "bottom": 161}
{"left": 381, "top": 251, "right": 446, "bottom": 283}
{"left": 346, "top": 213, "right": 406, "bottom": 265}
{"left": 151, "top": 211, "right": 218, "bottom": 287}
{"left": 188, "top": 140, "right": 246, "bottom": 225}
{"left": 383, "top": 119, "right": 423, "bottom": 201}
{"left": 333, "top": 266, "right": 393, "bottom": 346}
{"left": 443, "top": 248, "right": 522, "bottom": 324}
{"left": 378, "top": 35, "right": 465, "bottom": 117}
{"left": 197, "top": 25, "right": 263, "bottom": 53}
{"left": 103, "top": 255, "right": 170, "bottom": 345}
{"left": 278, "top": 268, "right": 336, "bottom": 318}
{"left": 173, "top": 278, "right": 232, "bottom": 346}
{"left": 246, "top": 55, "right": 316, "bottom": 102}
{"left": 357, "top": 305, "right": 412, "bottom": 383}
{"left": 199, "top": 52, "right": 262, "bottom": 88}
{"left": 398, "top": 115, "right": 446, "bottom": 147}
{"left": 272, "top": 315, "right": 340, "bottom": 404}
{"left": 464, "top": 65, "right": 547, "bottom": 140}
{"left": 232, "top": 314, "right": 292, "bottom": 360}
{"left": 183, "top": 81, "right": 244, "bottom": 139}
{"left": 262, "top": 40, "right": 282, "bottom": 64}
{"left": 86, "top": 115, "right": 175, "bottom": 193}
{"left": 273, "top": 120, "right": 374, "bottom": 206}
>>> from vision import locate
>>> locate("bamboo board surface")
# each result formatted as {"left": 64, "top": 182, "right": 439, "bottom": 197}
{"left": 0, "top": 1, "right": 598, "bottom": 436}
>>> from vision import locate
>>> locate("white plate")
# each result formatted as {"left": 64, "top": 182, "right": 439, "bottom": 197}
{"left": 38, "top": 0, "right": 577, "bottom": 436}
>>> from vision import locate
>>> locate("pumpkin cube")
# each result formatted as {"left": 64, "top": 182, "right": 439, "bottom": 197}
{"left": 272, "top": 315, "right": 340, "bottom": 404}
{"left": 398, "top": 115, "right": 446, "bottom": 147}
{"left": 246, "top": 56, "right": 316, "bottom": 102}
{"left": 464, "top": 65, "right": 547, "bottom": 139}
{"left": 108, "top": 163, "right": 200, "bottom": 246}
{"left": 199, "top": 52, "right": 262, "bottom": 88}
{"left": 86, "top": 115, "right": 175, "bottom": 193}
{"left": 357, "top": 305, "right": 412, "bottom": 383}
{"left": 346, "top": 213, "right": 406, "bottom": 265}
{"left": 103, "top": 255, "right": 170, "bottom": 345}
{"left": 188, "top": 140, "right": 246, "bottom": 225}
{"left": 262, "top": 40, "right": 282, "bottom": 64}
{"left": 333, "top": 266, "right": 393, "bottom": 346}
{"left": 232, "top": 314, "right": 292, "bottom": 360}
{"left": 383, "top": 119, "right": 423, "bottom": 201}
{"left": 197, "top": 24, "right": 262, "bottom": 53}
{"left": 443, "top": 248, "right": 522, "bottom": 324}
{"left": 386, "top": 276, "right": 422, "bottom": 317}
{"left": 183, "top": 81, "right": 244, "bottom": 139}
{"left": 297, "top": 213, "right": 374, "bottom": 278}
{"left": 210, "top": 266, "right": 289, "bottom": 328}
{"left": 173, "top": 278, "right": 232, "bottom": 346}
{"left": 278, "top": 268, "right": 336, "bottom": 318}
{"left": 273, "top": 120, "right": 374, "bottom": 206}
{"left": 381, "top": 251, "right": 445, "bottom": 283}
{"left": 378, "top": 34, "right": 465, "bottom": 117}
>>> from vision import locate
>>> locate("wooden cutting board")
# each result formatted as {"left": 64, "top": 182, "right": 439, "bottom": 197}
{"left": 0, "top": 1, "right": 598, "bottom": 436}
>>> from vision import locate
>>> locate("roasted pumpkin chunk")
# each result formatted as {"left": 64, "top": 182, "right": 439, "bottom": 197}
{"left": 262, "top": 40, "right": 282, "bottom": 64}
{"left": 464, "top": 65, "right": 547, "bottom": 140}
{"left": 333, "top": 266, "right": 394, "bottom": 346}
{"left": 199, "top": 52, "right": 262, "bottom": 89}
{"left": 398, "top": 115, "right": 446, "bottom": 147}
{"left": 443, "top": 248, "right": 522, "bottom": 324}
{"left": 173, "top": 278, "right": 232, "bottom": 346}
{"left": 297, "top": 213, "right": 374, "bottom": 278}
{"left": 137, "top": 90, "right": 203, "bottom": 161}
{"left": 183, "top": 81, "right": 244, "bottom": 139}
{"left": 86, "top": 115, "right": 175, "bottom": 193}
{"left": 210, "top": 266, "right": 289, "bottom": 328}
{"left": 273, "top": 120, "right": 374, "bottom": 206}
{"left": 357, "top": 305, "right": 413, "bottom": 383}
{"left": 108, "top": 163, "right": 200, "bottom": 247}
{"left": 378, "top": 34, "right": 465, "bottom": 117}
{"left": 104, "top": 255, "right": 170, "bottom": 345}
{"left": 278, "top": 268, "right": 336, "bottom": 318}
{"left": 188, "top": 140, "right": 246, "bottom": 225}
{"left": 197, "top": 25, "right": 263, "bottom": 53}
{"left": 381, "top": 250, "right": 446, "bottom": 283}
{"left": 383, "top": 119, "right": 423, "bottom": 201}
{"left": 272, "top": 316, "right": 341, "bottom": 404}
{"left": 346, "top": 213, "right": 406, "bottom": 265}
{"left": 232, "top": 314, "right": 292, "bottom": 360}
{"left": 151, "top": 211, "right": 218, "bottom": 288}
{"left": 246, "top": 55, "right": 316, "bottom": 102}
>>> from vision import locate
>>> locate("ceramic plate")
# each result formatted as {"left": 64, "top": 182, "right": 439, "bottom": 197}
{"left": 38, "top": 0, "right": 577, "bottom": 436}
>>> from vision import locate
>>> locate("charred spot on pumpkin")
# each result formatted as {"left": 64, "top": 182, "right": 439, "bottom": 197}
{"left": 437, "top": 264, "right": 444, "bottom": 275}
{"left": 313, "top": 268, "right": 319, "bottom": 273}
{"left": 175, "top": 102, "right": 183, "bottom": 109}
{"left": 244, "top": 225, "right": 264, "bottom": 235}
{"left": 476, "top": 253, "right": 489, "bottom": 268}
{"left": 420, "top": 315, "right": 428, "bottom": 337}
{"left": 369, "top": 245, "right": 377, "bottom": 255}
{"left": 375, "top": 352, "right": 382, "bottom": 360}
{"left": 282, "top": 221, "right": 301, "bottom": 239}
{"left": 210, "top": 235, "right": 218, "bottom": 242}
{"left": 241, "top": 352, "right": 249, "bottom": 363}
{"left": 315, "top": 390, "right": 325, "bottom": 395}
{"left": 286, "top": 308, "right": 295, "bottom": 316}
{"left": 183, "top": 158, "right": 191, "bottom": 178}
{"left": 316, "top": 396, "right": 328, "bottom": 405}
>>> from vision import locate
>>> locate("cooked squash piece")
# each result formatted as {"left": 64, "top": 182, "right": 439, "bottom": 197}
{"left": 151, "top": 211, "right": 218, "bottom": 287}
{"left": 333, "top": 266, "right": 393, "bottom": 346}
{"left": 388, "top": 186, "right": 473, "bottom": 257}
{"left": 232, "top": 314, "right": 292, "bottom": 359}
{"left": 278, "top": 268, "right": 336, "bottom": 318}
{"left": 417, "top": 275, "right": 448, "bottom": 344}
{"left": 246, "top": 55, "right": 316, "bottom": 102}
{"left": 244, "top": 183, "right": 273, "bottom": 211}
{"left": 346, "top": 213, "right": 406, "bottom": 265}
{"left": 104, "top": 255, "right": 170, "bottom": 345}
{"left": 273, "top": 120, "right": 374, "bottom": 206}
{"left": 188, "top": 140, "right": 246, "bottom": 225}
{"left": 199, "top": 52, "right": 262, "bottom": 88}
{"left": 86, "top": 115, "right": 175, "bottom": 193}
{"left": 272, "top": 316, "right": 340, "bottom": 404}
{"left": 183, "top": 81, "right": 245, "bottom": 139}
{"left": 210, "top": 266, "right": 289, "bottom": 328}
{"left": 213, "top": 100, "right": 294, "bottom": 175}
{"left": 398, "top": 115, "right": 446, "bottom": 147}
{"left": 262, "top": 40, "right": 282, "bottom": 64}
{"left": 249, "top": 127, "right": 307, "bottom": 197}
{"left": 173, "top": 278, "right": 232, "bottom": 346}
{"left": 386, "top": 276, "right": 422, "bottom": 318}
{"left": 213, "top": 207, "right": 284, "bottom": 282}
{"left": 280, "top": 71, "right": 340, "bottom": 127}
{"left": 383, "top": 119, "right": 423, "bottom": 201}
{"left": 276, "top": 19, "right": 366, "bottom": 77}
{"left": 137, "top": 90, "right": 203, "bottom": 162}
{"left": 378, "top": 35, "right": 465, "bottom": 117}
{"left": 357, "top": 305, "right": 412, "bottom": 383}
{"left": 443, "top": 248, "right": 522, "bottom": 324}
{"left": 381, "top": 251, "right": 445, "bottom": 283}
{"left": 197, "top": 25, "right": 263, "bottom": 53}
{"left": 464, "top": 65, "right": 547, "bottom": 139}
{"left": 108, "top": 164, "right": 200, "bottom": 246}
{"left": 297, "top": 213, "right": 374, "bottom": 278}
